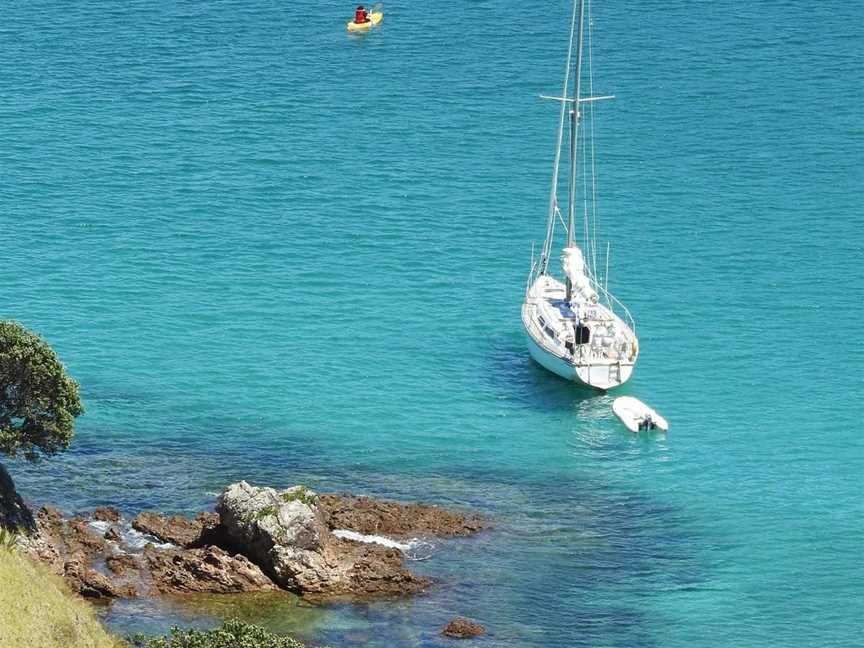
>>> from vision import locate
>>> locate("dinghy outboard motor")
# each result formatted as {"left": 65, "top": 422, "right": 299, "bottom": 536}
{"left": 638, "top": 415, "right": 656, "bottom": 431}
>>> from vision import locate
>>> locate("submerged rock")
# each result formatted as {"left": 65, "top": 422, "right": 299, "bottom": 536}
{"left": 216, "top": 481, "right": 428, "bottom": 597}
{"left": 442, "top": 617, "right": 486, "bottom": 639}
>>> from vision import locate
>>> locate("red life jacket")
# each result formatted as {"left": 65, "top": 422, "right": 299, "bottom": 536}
{"left": 355, "top": 9, "right": 369, "bottom": 23}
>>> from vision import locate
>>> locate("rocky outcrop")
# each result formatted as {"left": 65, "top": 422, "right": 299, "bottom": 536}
{"left": 143, "top": 544, "right": 277, "bottom": 594}
{"left": 319, "top": 494, "right": 485, "bottom": 538}
{"left": 92, "top": 507, "right": 121, "bottom": 523}
{"left": 22, "top": 506, "right": 105, "bottom": 578}
{"left": 105, "top": 552, "right": 142, "bottom": 576}
{"left": 63, "top": 559, "right": 136, "bottom": 599}
{"left": 13, "top": 478, "right": 484, "bottom": 603}
{"left": 442, "top": 618, "right": 486, "bottom": 639}
{"left": 35, "top": 506, "right": 107, "bottom": 562}
{"left": 21, "top": 505, "right": 275, "bottom": 599}
{"left": 132, "top": 511, "right": 219, "bottom": 548}
{"left": 216, "top": 481, "right": 429, "bottom": 597}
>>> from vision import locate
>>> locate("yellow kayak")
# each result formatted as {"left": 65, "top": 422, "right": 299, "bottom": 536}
{"left": 346, "top": 11, "right": 383, "bottom": 32}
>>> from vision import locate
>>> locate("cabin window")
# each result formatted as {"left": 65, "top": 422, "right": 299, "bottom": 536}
{"left": 544, "top": 326, "right": 557, "bottom": 339}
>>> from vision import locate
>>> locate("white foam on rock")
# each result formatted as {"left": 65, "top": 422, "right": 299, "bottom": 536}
{"left": 333, "top": 529, "right": 414, "bottom": 550}
{"left": 88, "top": 519, "right": 175, "bottom": 551}
{"left": 89, "top": 520, "right": 111, "bottom": 533}
{"left": 332, "top": 529, "right": 435, "bottom": 561}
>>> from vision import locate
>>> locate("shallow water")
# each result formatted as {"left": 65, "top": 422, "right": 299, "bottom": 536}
{"left": 2, "top": 1, "right": 862, "bottom": 646}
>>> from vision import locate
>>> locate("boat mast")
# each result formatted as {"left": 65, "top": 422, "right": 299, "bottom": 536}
{"left": 540, "top": 0, "right": 580, "bottom": 276}
{"left": 565, "top": 0, "right": 587, "bottom": 302}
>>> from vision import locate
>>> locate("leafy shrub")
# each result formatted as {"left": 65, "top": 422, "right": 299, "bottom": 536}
{"left": 281, "top": 487, "right": 316, "bottom": 507}
{"left": 132, "top": 620, "right": 306, "bottom": 648}
{"left": 0, "top": 321, "right": 83, "bottom": 460}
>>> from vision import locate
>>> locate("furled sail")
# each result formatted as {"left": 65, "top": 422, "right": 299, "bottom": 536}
{"left": 561, "top": 246, "right": 598, "bottom": 303}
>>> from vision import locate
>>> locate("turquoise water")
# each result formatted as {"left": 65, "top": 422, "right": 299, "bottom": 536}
{"left": 2, "top": 1, "right": 862, "bottom": 646}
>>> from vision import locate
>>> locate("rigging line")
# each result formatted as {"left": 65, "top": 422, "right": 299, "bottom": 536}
{"left": 541, "top": 0, "right": 580, "bottom": 275}
{"left": 581, "top": 118, "right": 592, "bottom": 279}
{"left": 556, "top": 205, "right": 567, "bottom": 232}
{"left": 587, "top": 0, "right": 600, "bottom": 283}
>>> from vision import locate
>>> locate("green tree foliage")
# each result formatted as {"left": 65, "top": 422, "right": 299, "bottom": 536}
{"left": 0, "top": 321, "right": 83, "bottom": 460}
{"left": 131, "top": 620, "right": 306, "bottom": 648}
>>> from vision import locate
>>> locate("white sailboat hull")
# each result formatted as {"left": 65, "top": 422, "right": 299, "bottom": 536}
{"left": 524, "top": 327, "right": 635, "bottom": 390}
{"left": 521, "top": 274, "right": 637, "bottom": 391}
{"left": 524, "top": 327, "right": 579, "bottom": 381}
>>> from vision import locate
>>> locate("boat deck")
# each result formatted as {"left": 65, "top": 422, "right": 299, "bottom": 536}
{"left": 524, "top": 274, "right": 638, "bottom": 368}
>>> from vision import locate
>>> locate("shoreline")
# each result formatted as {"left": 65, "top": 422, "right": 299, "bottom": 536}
{"left": 3, "top": 470, "right": 488, "bottom": 639}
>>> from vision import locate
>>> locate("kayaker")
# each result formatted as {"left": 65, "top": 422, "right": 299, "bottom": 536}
{"left": 354, "top": 5, "right": 370, "bottom": 24}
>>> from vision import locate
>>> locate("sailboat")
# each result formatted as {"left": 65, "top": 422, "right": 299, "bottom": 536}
{"left": 521, "top": 0, "right": 639, "bottom": 390}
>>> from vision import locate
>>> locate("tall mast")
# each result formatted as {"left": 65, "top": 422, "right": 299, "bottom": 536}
{"left": 567, "top": 0, "right": 587, "bottom": 247}
{"left": 539, "top": 0, "right": 580, "bottom": 275}
{"left": 566, "top": 0, "right": 587, "bottom": 301}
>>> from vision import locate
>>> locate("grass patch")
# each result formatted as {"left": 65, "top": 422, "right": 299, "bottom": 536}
{"left": 280, "top": 487, "right": 316, "bottom": 507}
{"left": 0, "top": 548, "right": 122, "bottom": 648}
{"left": 0, "top": 527, "right": 19, "bottom": 551}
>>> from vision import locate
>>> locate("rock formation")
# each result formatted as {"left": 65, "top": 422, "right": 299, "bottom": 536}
{"left": 62, "top": 558, "right": 136, "bottom": 598}
{"left": 132, "top": 511, "right": 219, "bottom": 548}
{"left": 318, "top": 493, "right": 486, "bottom": 537}
{"left": 3, "top": 474, "right": 484, "bottom": 603}
{"left": 142, "top": 544, "right": 277, "bottom": 594}
{"left": 22, "top": 505, "right": 275, "bottom": 599}
{"left": 92, "top": 507, "right": 121, "bottom": 523}
{"left": 216, "top": 481, "right": 428, "bottom": 597}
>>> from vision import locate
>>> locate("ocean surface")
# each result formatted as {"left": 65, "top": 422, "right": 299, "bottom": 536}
{"left": 2, "top": 1, "right": 862, "bottom": 646}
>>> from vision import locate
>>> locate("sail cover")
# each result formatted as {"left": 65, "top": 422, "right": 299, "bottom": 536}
{"left": 562, "top": 246, "right": 598, "bottom": 303}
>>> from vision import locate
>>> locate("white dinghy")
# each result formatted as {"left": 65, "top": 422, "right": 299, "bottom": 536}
{"left": 612, "top": 397, "right": 668, "bottom": 433}
{"left": 521, "top": 0, "right": 640, "bottom": 390}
